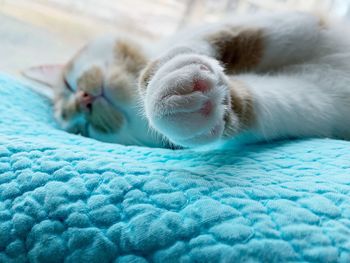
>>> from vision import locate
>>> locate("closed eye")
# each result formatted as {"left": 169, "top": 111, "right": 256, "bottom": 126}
{"left": 64, "top": 77, "right": 74, "bottom": 92}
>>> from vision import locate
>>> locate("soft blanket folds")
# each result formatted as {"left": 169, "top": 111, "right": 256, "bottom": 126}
{"left": 0, "top": 74, "right": 350, "bottom": 262}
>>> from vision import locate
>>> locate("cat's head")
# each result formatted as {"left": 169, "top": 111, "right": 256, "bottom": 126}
{"left": 23, "top": 36, "right": 157, "bottom": 146}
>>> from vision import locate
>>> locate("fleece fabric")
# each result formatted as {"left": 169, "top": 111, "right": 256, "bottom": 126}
{"left": 0, "top": 74, "right": 350, "bottom": 262}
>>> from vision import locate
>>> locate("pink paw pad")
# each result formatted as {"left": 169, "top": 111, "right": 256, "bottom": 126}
{"left": 193, "top": 79, "right": 209, "bottom": 92}
{"left": 200, "top": 64, "right": 210, "bottom": 71}
{"left": 200, "top": 101, "right": 212, "bottom": 117}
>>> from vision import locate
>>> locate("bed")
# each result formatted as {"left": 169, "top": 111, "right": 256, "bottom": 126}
{"left": 0, "top": 74, "right": 350, "bottom": 262}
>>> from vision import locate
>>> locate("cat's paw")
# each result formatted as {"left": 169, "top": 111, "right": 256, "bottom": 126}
{"left": 142, "top": 54, "right": 231, "bottom": 147}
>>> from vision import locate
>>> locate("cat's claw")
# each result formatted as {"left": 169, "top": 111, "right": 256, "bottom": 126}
{"left": 144, "top": 54, "right": 230, "bottom": 147}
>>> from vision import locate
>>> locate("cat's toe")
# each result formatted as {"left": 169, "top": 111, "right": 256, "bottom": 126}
{"left": 144, "top": 55, "right": 229, "bottom": 147}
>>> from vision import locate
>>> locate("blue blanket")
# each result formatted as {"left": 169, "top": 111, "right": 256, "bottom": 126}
{"left": 1, "top": 74, "right": 350, "bottom": 262}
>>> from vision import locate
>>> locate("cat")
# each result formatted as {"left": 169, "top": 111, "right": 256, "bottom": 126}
{"left": 24, "top": 35, "right": 166, "bottom": 147}
{"left": 24, "top": 12, "right": 350, "bottom": 149}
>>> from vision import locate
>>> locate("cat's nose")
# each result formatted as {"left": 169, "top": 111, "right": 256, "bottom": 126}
{"left": 76, "top": 91, "right": 94, "bottom": 112}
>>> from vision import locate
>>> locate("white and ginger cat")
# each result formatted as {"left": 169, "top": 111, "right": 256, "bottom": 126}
{"left": 24, "top": 12, "right": 350, "bottom": 148}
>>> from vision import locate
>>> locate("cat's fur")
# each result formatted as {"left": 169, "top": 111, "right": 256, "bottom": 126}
{"left": 24, "top": 12, "right": 350, "bottom": 148}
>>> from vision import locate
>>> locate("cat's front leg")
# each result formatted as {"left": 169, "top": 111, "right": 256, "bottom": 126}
{"left": 139, "top": 53, "right": 253, "bottom": 148}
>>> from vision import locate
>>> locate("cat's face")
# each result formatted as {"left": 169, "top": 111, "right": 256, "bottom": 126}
{"left": 24, "top": 36, "right": 161, "bottom": 146}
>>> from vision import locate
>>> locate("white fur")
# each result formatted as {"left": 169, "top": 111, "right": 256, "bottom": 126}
{"left": 26, "top": 12, "right": 350, "bottom": 148}
{"left": 237, "top": 54, "right": 350, "bottom": 143}
{"left": 59, "top": 35, "right": 165, "bottom": 147}
{"left": 143, "top": 12, "right": 350, "bottom": 147}
{"left": 144, "top": 54, "right": 229, "bottom": 147}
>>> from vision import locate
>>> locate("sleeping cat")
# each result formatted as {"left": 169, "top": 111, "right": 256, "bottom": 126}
{"left": 24, "top": 12, "right": 350, "bottom": 148}
{"left": 24, "top": 35, "right": 165, "bottom": 147}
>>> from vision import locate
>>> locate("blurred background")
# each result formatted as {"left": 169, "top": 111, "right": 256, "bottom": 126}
{"left": 1, "top": 0, "right": 350, "bottom": 75}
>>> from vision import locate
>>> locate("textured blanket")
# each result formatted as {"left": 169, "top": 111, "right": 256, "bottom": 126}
{"left": 1, "top": 74, "right": 350, "bottom": 263}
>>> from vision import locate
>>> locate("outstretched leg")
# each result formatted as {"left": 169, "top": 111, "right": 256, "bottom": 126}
{"left": 139, "top": 12, "right": 328, "bottom": 148}
{"left": 140, "top": 54, "right": 253, "bottom": 147}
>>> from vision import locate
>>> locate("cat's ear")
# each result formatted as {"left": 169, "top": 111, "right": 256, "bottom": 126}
{"left": 22, "top": 64, "right": 64, "bottom": 87}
